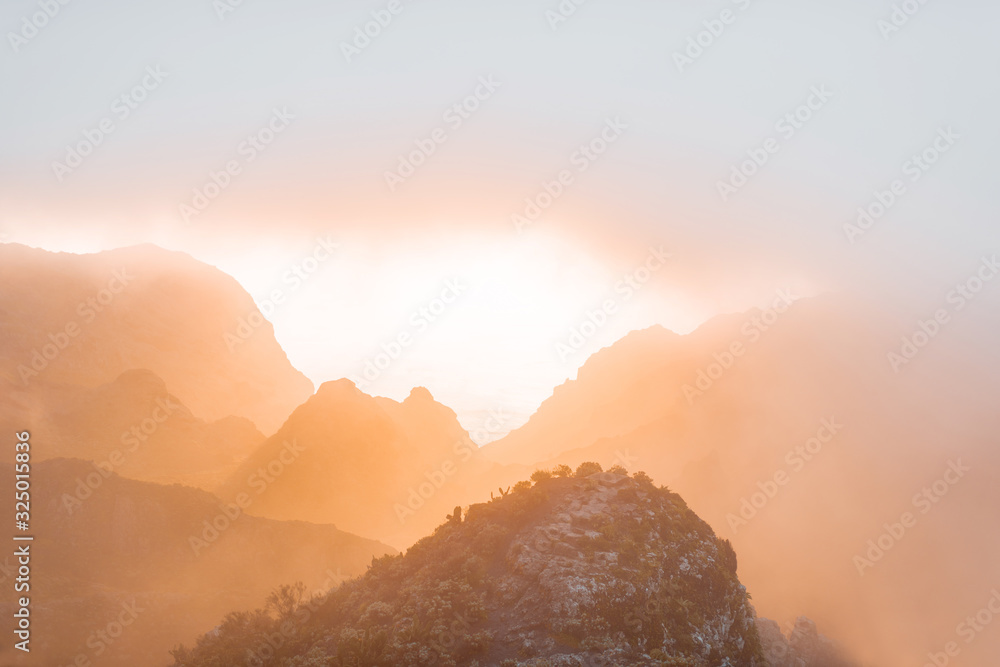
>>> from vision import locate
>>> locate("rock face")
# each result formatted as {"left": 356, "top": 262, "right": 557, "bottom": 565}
{"left": 173, "top": 471, "right": 768, "bottom": 666}
{"left": 485, "top": 472, "right": 761, "bottom": 666}
{"left": 0, "top": 243, "right": 313, "bottom": 434}
{"left": 757, "top": 617, "right": 856, "bottom": 667}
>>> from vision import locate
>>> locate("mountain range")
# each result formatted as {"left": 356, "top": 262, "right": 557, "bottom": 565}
{"left": 2, "top": 243, "right": 998, "bottom": 666}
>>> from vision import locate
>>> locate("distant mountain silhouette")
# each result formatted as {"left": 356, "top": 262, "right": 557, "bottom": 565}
{"left": 0, "top": 368, "right": 264, "bottom": 488}
{"left": 219, "top": 379, "right": 501, "bottom": 548}
{"left": 0, "top": 243, "right": 313, "bottom": 434}
{"left": 0, "top": 458, "right": 394, "bottom": 667}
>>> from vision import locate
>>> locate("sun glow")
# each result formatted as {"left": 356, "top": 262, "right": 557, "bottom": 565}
{"left": 201, "top": 226, "right": 691, "bottom": 438}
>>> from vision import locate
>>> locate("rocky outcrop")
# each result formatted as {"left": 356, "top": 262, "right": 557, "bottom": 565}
{"left": 483, "top": 472, "right": 762, "bottom": 666}
{"left": 174, "top": 470, "right": 768, "bottom": 666}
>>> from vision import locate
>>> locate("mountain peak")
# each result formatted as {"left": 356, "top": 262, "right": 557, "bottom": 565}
{"left": 179, "top": 468, "right": 767, "bottom": 666}
{"left": 315, "top": 377, "right": 362, "bottom": 397}
{"left": 404, "top": 386, "right": 435, "bottom": 403}
{"left": 0, "top": 243, "right": 313, "bottom": 433}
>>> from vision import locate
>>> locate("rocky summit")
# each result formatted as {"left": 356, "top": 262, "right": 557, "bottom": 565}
{"left": 173, "top": 467, "right": 768, "bottom": 666}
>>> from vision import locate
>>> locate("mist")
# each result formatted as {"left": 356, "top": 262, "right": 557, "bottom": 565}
{"left": 2, "top": 1, "right": 1000, "bottom": 665}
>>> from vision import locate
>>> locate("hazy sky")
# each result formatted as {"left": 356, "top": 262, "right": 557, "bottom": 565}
{"left": 2, "top": 0, "right": 999, "bottom": 434}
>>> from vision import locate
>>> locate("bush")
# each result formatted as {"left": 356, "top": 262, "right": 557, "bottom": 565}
{"left": 574, "top": 462, "right": 603, "bottom": 478}
{"left": 632, "top": 471, "right": 655, "bottom": 487}
{"left": 552, "top": 464, "right": 573, "bottom": 478}
{"left": 607, "top": 464, "right": 628, "bottom": 475}
{"left": 530, "top": 469, "right": 552, "bottom": 483}
{"left": 266, "top": 582, "right": 305, "bottom": 620}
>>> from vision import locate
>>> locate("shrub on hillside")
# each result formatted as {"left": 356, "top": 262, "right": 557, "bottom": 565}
{"left": 575, "top": 461, "right": 603, "bottom": 477}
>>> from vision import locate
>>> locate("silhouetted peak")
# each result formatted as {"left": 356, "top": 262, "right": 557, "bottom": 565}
{"left": 314, "top": 378, "right": 363, "bottom": 399}
{"left": 404, "top": 386, "right": 435, "bottom": 403}
{"left": 0, "top": 242, "right": 314, "bottom": 433}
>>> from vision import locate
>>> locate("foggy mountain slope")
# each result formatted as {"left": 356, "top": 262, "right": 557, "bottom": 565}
{"left": 176, "top": 470, "right": 849, "bottom": 666}
{"left": 481, "top": 324, "right": 688, "bottom": 467}
{"left": 0, "top": 368, "right": 265, "bottom": 489}
{"left": 0, "top": 458, "right": 395, "bottom": 667}
{"left": 219, "top": 378, "right": 502, "bottom": 548}
{"left": 0, "top": 243, "right": 313, "bottom": 434}
{"left": 480, "top": 296, "right": 857, "bottom": 468}
{"left": 477, "top": 293, "right": 1000, "bottom": 666}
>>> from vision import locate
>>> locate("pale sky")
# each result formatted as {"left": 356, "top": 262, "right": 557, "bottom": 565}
{"left": 2, "top": 0, "right": 999, "bottom": 436}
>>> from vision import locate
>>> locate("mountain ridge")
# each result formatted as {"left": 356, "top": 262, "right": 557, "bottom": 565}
{"left": 0, "top": 242, "right": 314, "bottom": 434}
